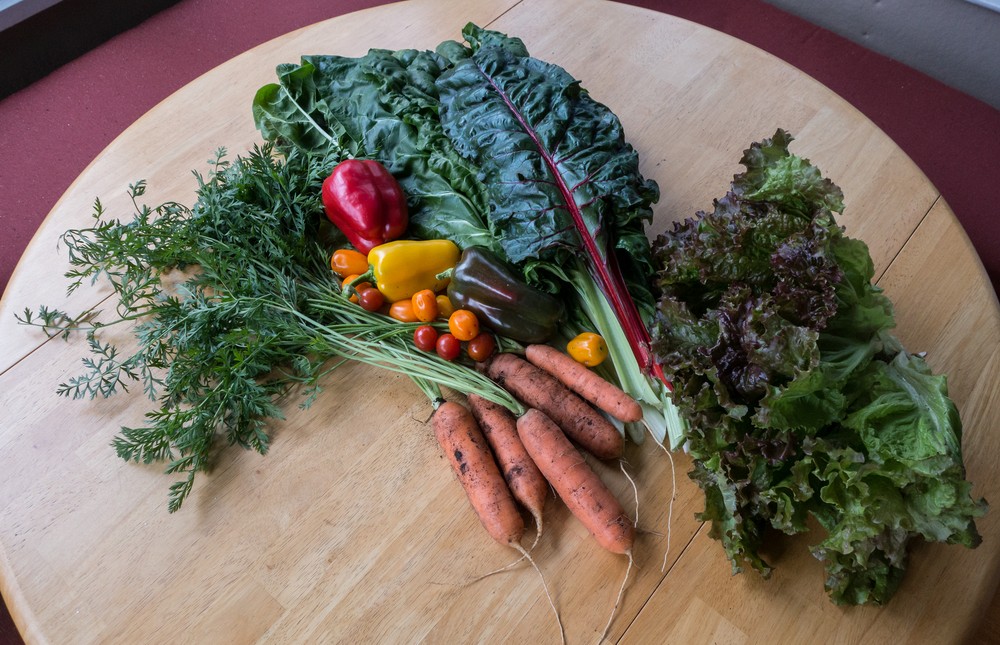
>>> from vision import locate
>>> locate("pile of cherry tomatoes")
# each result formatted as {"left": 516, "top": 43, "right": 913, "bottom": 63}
{"left": 331, "top": 248, "right": 496, "bottom": 363}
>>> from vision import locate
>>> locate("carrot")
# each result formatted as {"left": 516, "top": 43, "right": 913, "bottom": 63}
{"left": 484, "top": 353, "right": 624, "bottom": 460}
{"left": 467, "top": 393, "right": 549, "bottom": 545}
{"left": 515, "top": 408, "right": 634, "bottom": 555}
{"left": 525, "top": 344, "right": 643, "bottom": 423}
{"left": 434, "top": 401, "right": 565, "bottom": 643}
{"left": 516, "top": 408, "right": 634, "bottom": 640}
{"left": 432, "top": 401, "right": 525, "bottom": 547}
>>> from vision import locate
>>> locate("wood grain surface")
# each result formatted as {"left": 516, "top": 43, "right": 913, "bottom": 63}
{"left": 1, "top": 0, "right": 997, "bottom": 643}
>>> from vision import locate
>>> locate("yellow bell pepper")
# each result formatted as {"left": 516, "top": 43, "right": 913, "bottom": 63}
{"left": 352, "top": 240, "right": 460, "bottom": 303}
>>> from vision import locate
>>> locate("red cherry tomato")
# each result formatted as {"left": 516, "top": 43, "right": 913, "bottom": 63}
{"left": 357, "top": 287, "right": 385, "bottom": 312}
{"left": 435, "top": 333, "right": 461, "bottom": 361}
{"left": 466, "top": 333, "right": 496, "bottom": 363}
{"left": 413, "top": 325, "right": 438, "bottom": 352}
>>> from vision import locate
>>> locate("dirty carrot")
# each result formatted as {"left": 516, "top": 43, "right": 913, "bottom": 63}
{"left": 467, "top": 393, "right": 548, "bottom": 546}
{"left": 525, "top": 344, "right": 643, "bottom": 423}
{"left": 515, "top": 408, "right": 634, "bottom": 555}
{"left": 432, "top": 401, "right": 525, "bottom": 547}
{"left": 516, "top": 408, "right": 634, "bottom": 640}
{"left": 484, "top": 353, "right": 624, "bottom": 460}
{"left": 434, "top": 401, "right": 565, "bottom": 643}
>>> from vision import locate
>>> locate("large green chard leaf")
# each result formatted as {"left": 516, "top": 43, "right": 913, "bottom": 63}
{"left": 435, "top": 23, "right": 658, "bottom": 312}
{"left": 252, "top": 48, "right": 498, "bottom": 252}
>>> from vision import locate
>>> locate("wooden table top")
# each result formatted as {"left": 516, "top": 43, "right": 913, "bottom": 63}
{"left": 2, "top": 0, "right": 998, "bottom": 642}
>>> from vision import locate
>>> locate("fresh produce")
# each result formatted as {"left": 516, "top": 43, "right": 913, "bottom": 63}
{"left": 388, "top": 299, "right": 418, "bottom": 322}
{"left": 351, "top": 239, "right": 460, "bottom": 302}
{"left": 321, "top": 158, "right": 408, "bottom": 254}
{"left": 444, "top": 245, "right": 565, "bottom": 344}
{"left": 356, "top": 286, "right": 384, "bottom": 312}
{"left": 485, "top": 353, "right": 624, "bottom": 460}
{"left": 465, "top": 332, "right": 496, "bottom": 363}
{"left": 516, "top": 408, "right": 634, "bottom": 556}
{"left": 252, "top": 22, "right": 686, "bottom": 446}
{"left": 525, "top": 343, "right": 642, "bottom": 424}
{"left": 22, "top": 17, "right": 981, "bottom": 620}
{"left": 435, "top": 332, "right": 462, "bottom": 361}
{"left": 467, "top": 393, "right": 548, "bottom": 541}
{"left": 433, "top": 401, "right": 525, "bottom": 547}
{"left": 565, "top": 331, "right": 608, "bottom": 367}
{"left": 435, "top": 294, "right": 455, "bottom": 319}
{"left": 19, "top": 145, "right": 523, "bottom": 512}
{"left": 410, "top": 288, "right": 439, "bottom": 322}
{"left": 413, "top": 324, "right": 439, "bottom": 352}
{"left": 650, "top": 129, "right": 986, "bottom": 605}
{"left": 329, "top": 248, "right": 368, "bottom": 277}
{"left": 447, "top": 309, "right": 479, "bottom": 342}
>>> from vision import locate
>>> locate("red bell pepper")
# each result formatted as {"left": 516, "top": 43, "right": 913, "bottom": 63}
{"left": 321, "top": 159, "right": 408, "bottom": 254}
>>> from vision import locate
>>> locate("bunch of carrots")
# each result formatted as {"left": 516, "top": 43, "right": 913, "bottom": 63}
{"left": 432, "top": 345, "right": 645, "bottom": 639}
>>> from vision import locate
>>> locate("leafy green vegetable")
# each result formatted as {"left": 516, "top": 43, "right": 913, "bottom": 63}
{"left": 19, "top": 145, "right": 522, "bottom": 512}
{"left": 435, "top": 24, "right": 672, "bottom": 434}
{"left": 650, "top": 129, "right": 986, "bottom": 605}
{"left": 252, "top": 22, "right": 685, "bottom": 446}
{"left": 253, "top": 48, "right": 498, "bottom": 252}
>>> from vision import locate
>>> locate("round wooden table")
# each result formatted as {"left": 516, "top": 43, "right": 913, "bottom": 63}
{"left": 2, "top": 1, "right": 998, "bottom": 642}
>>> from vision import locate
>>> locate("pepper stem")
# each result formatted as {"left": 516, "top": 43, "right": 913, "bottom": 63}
{"left": 342, "top": 267, "right": 376, "bottom": 297}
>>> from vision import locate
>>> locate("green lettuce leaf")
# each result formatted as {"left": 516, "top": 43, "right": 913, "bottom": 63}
{"left": 651, "top": 129, "right": 986, "bottom": 606}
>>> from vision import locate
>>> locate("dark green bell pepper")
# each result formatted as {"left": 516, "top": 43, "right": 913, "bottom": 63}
{"left": 444, "top": 246, "right": 564, "bottom": 344}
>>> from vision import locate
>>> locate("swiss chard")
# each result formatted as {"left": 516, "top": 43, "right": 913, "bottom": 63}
{"left": 253, "top": 48, "right": 499, "bottom": 253}
{"left": 252, "top": 23, "right": 685, "bottom": 445}
{"left": 434, "top": 24, "right": 664, "bottom": 410}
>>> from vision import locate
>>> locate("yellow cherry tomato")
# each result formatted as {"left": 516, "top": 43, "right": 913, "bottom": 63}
{"left": 448, "top": 309, "right": 479, "bottom": 342}
{"left": 435, "top": 294, "right": 455, "bottom": 320}
{"left": 567, "top": 332, "right": 608, "bottom": 367}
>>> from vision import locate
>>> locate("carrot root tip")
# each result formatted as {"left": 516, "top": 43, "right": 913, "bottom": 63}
{"left": 599, "top": 551, "right": 634, "bottom": 644}
{"left": 512, "top": 543, "right": 565, "bottom": 645}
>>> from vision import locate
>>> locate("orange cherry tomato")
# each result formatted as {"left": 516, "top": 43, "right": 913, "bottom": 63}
{"left": 435, "top": 294, "right": 455, "bottom": 320}
{"left": 389, "top": 299, "right": 419, "bottom": 323}
{"left": 411, "top": 289, "right": 439, "bottom": 323}
{"left": 330, "top": 249, "right": 369, "bottom": 278}
{"left": 448, "top": 309, "right": 479, "bottom": 342}
{"left": 466, "top": 333, "right": 496, "bottom": 363}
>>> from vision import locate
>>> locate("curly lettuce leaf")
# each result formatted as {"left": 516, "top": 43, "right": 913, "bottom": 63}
{"left": 651, "top": 129, "right": 985, "bottom": 606}
{"left": 734, "top": 128, "right": 845, "bottom": 216}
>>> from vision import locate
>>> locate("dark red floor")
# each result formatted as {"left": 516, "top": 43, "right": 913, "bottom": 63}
{"left": 2, "top": 0, "right": 999, "bottom": 641}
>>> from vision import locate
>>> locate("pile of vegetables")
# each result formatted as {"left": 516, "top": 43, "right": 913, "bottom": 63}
{"left": 253, "top": 23, "right": 683, "bottom": 447}
{"left": 650, "top": 130, "right": 986, "bottom": 605}
{"left": 19, "top": 21, "right": 984, "bottom": 613}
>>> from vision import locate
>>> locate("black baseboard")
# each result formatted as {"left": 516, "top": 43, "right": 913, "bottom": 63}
{"left": 0, "top": 0, "right": 180, "bottom": 99}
